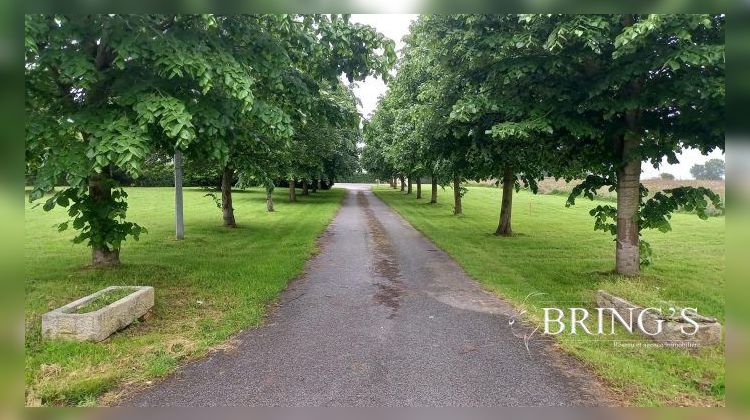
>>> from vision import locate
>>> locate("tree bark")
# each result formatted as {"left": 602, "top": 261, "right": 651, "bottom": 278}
{"left": 453, "top": 176, "right": 462, "bottom": 215}
{"left": 174, "top": 149, "right": 184, "bottom": 240}
{"left": 302, "top": 179, "right": 309, "bottom": 195}
{"left": 407, "top": 176, "right": 413, "bottom": 194}
{"left": 616, "top": 129, "right": 642, "bottom": 276}
{"left": 399, "top": 175, "right": 405, "bottom": 191}
{"left": 92, "top": 246, "right": 120, "bottom": 266}
{"left": 221, "top": 166, "right": 236, "bottom": 227}
{"left": 495, "top": 167, "right": 515, "bottom": 236}
{"left": 89, "top": 173, "right": 120, "bottom": 266}
{"left": 392, "top": 177, "right": 397, "bottom": 189}
{"left": 266, "top": 187, "right": 274, "bottom": 212}
{"left": 289, "top": 178, "right": 297, "bottom": 202}
{"left": 416, "top": 177, "right": 422, "bottom": 199}
{"left": 430, "top": 176, "right": 438, "bottom": 204}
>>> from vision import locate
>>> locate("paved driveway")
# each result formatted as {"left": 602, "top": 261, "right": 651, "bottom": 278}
{"left": 121, "top": 184, "right": 609, "bottom": 406}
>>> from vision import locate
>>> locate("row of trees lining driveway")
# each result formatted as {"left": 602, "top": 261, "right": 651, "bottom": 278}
{"left": 26, "top": 14, "right": 396, "bottom": 266}
{"left": 362, "top": 14, "right": 724, "bottom": 276}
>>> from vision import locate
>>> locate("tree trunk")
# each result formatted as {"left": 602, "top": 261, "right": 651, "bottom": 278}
{"left": 430, "top": 176, "right": 438, "bottom": 204}
{"left": 416, "top": 177, "right": 422, "bottom": 199}
{"left": 89, "top": 173, "right": 120, "bottom": 266}
{"left": 453, "top": 176, "right": 462, "bottom": 215}
{"left": 302, "top": 179, "right": 309, "bottom": 195}
{"left": 614, "top": 18, "right": 642, "bottom": 276}
{"left": 495, "top": 167, "right": 514, "bottom": 236}
{"left": 392, "top": 177, "right": 397, "bottom": 189}
{"left": 221, "top": 166, "right": 236, "bottom": 227}
{"left": 92, "top": 246, "right": 120, "bottom": 266}
{"left": 266, "top": 187, "right": 274, "bottom": 212}
{"left": 616, "top": 130, "right": 642, "bottom": 276}
{"left": 289, "top": 179, "right": 297, "bottom": 202}
{"left": 407, "top": 176, "right": 413, "bottom": 194}
{"left": 174, "top": 150, "right": 184, "bottom": 240}
{"left": 399, "top": 176, "right": 405, "bottom": 191}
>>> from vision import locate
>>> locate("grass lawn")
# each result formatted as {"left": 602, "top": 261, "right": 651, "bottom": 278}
{"left": 373, "top": 184, "right": 725, "bottom": 407}
{"left": 25, "top": 186, "right": 344, "bottom": 406}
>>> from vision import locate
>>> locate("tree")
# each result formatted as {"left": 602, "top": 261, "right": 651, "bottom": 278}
{"left": 26, "top": 15, "right": 256, "bottom": 265}
{"left": 25, "top": 14, "right": 395, "bottom": 264}
{"left": 364, "top": 17, "right": 476, "bottom": 215}
{"left": 365, "top": 14, "right": 724, "bottom": 276}
{"left": 660, "top": 172, "right": 675, "bottom": 180}
{"left": 361, "top": 118, "right": 397, "bottom": 185}
{"left": 388, "top": 15, "right": 565, "bottom": 229}
{"left": 437, "top": 15, "right": 572, "bottom": 235}
{"left": 285, "top": 81, "right": 365, "bottom": 198}
{"left": 690, "top": 158, "right": 725, "bottom": 180}
{"left": 192, "top": 15, "right": 394, "bottom": 222}
{"left": 510, "top": 14, "right": 725, "bottom": 275}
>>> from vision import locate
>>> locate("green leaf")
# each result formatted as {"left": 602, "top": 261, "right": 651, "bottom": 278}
{"left": 42, "top": 199, "right": 55, "bottom": 212}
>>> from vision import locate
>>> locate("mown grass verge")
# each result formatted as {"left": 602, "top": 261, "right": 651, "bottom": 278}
{"left": 25, "top": 187, "right": 344, "bottom": 406}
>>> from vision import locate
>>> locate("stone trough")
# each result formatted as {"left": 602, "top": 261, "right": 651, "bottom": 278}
{"left": 42, "top": 286, "right": 154, "bottom": 342}
{"left": 596, "top": 290, "right": 722, "bottom": 349}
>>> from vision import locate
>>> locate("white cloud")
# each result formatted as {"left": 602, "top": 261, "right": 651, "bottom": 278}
{"left": 350, "top": 0, "right": 423, "bottom": 13}
{"left": 349, "top": 14, "right": 418, "bottom": 119}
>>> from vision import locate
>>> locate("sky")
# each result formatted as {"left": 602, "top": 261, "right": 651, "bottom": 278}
{"left": 348, "top": 14, "right": 418, "bottom": 119}
{"left": 348, "top": 14, "right": 724, "bottom": 180}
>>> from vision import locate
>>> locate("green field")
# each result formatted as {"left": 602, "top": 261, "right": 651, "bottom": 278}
{"left": 373, "top": 185, "right": 725, "bottom": 407}
{"left": 25, "top": 187, "right": 344, "bottom": 406}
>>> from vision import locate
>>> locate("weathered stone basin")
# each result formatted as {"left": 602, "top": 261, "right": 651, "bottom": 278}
{"left": 596, "top": 290, "right": 722, "bottom": 349}
{"left": 42, "top": 286, "right": 154, "bottom": 342}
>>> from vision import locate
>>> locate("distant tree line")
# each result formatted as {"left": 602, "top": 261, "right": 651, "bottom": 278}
{"left": 691, "top": 158, "right": 725, "bottom": 180}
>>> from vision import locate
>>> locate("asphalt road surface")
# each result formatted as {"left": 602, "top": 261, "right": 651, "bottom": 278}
{"left": 122, "top": 184, "right": 610, "bottom": 407}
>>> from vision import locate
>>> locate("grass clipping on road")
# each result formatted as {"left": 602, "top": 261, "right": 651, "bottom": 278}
{"left": 374, "top": 185, "right": 725, "bottom": 407}
{"left": 25, "top": 187, "right": 344, "bottom": 406}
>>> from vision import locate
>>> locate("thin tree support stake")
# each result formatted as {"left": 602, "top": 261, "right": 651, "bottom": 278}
{"left": 430, "top": 176, "right": 438, "bottom": 204}
{"left": 174, "top": 149, "right": 184, "bottom": 240}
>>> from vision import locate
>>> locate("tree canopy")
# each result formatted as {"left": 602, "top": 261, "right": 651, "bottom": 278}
{"left": 690, "top": 158, "right": 725, "bottom": 180}
{"left": 364, "top": 14, "right": 724, "bottom": 275}
{"left": 25, "top": 14, "right": 395, "bottom": 265}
